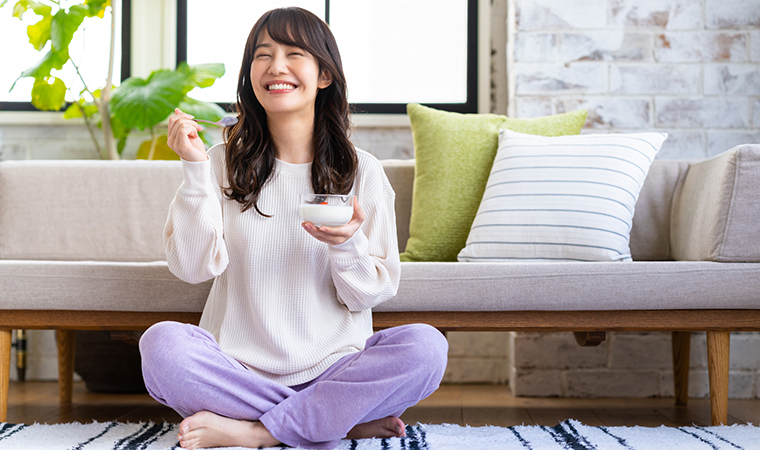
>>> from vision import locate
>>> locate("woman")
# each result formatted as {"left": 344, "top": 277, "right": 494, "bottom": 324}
{"left": 139, "top": 7, "right": 448, "bottom": 450}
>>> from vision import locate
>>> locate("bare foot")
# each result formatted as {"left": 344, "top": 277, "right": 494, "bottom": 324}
{"left": 346, "top": 416, "right": 406, "bottom": 440}
{"left": 177, "top": 411, "right": 281, "bottom": 449}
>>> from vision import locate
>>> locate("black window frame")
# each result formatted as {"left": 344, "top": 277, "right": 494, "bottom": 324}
{"left": 176, "top": 0, "right": 478, "bottom": 114}
{"left": 0, "top": 0, "right": 132, "bottom": 112}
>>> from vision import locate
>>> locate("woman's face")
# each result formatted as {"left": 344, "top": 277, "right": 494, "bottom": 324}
{"left": 250, "top": 30, "right": 332, "bottom": 119}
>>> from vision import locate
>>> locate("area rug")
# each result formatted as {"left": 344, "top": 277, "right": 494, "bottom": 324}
{"left": 1, "top": 420, "right": 759, "bottom": 450}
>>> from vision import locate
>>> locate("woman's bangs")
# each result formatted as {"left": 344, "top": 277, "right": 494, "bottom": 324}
{"left": 261, "top": 10, "right": 316, "bottom": 54}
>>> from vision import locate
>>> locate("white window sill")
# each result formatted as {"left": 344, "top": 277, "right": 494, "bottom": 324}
{"left": 0, "top": 111, "right": 411, "bottom": 128}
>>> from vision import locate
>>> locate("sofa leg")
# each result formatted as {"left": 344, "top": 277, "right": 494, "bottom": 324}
{"left": 56, "top": 330, "right": 75, "bottom": 405}
{"left": 1, "top": 329, "right": 11, "bottom": 422}
{"left": 573, "top": 331, "right": 606, "bottom": 346}
{"left": 671, "top": 331, "right": 690, "bottom": 406}
{"left": 706, "top": 331, "right": 730, "bottom": 426}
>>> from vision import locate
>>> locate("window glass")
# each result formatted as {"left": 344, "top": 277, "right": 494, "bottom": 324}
{"left": 330, "top": 0, "right": 468, "bottom": 104}
{"left": 0, "top": 1, "right": 122, "bottom": 104}
{"left": 185, "top": 0, "right": 324, "bottom": 104}
{"left": 183, "top": 0, "right": 472, "bottom": 110}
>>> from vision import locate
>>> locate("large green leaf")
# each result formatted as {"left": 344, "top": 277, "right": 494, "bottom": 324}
{"left": 178, "top": 62, "right": 225, "bottom": 94}
{"left": 108, "top": 113, "right": 130, "bottom": 140}
{"left": 27, "top": 13, "right": 51, "bottom": 50}
{"left": 51, "top": 6, "right": 86, "bottom": 51}
{"left": 178, "top": 96, "right": 226, "bottom": 122}
{"left": 14, "top": 48, "right": 68, "bottom": 87}
{"left": 110, "top": 70, "right": 186, "bottom": 131}
{"left": 31, "top": 76, "right": 66, "bottom": 110}
{"left": 12, "top": 0, "right": 51, "bottom": 19}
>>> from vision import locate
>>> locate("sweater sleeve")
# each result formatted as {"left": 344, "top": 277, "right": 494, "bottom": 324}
{"left": 328, "top": 158, "right": 401, "bottom": 312}
{"left": 163, "top": 155, "right": 229, "bottom": 284}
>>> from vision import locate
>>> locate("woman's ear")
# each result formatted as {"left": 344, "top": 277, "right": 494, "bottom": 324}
{"left": 318, "top": 70, "right": 333, "bottom": 89}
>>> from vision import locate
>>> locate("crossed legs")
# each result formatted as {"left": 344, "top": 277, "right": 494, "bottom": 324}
{"left": 139, "top": 322, "right": 448, "bottom": 449}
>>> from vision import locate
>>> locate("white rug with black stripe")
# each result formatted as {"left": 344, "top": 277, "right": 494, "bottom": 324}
{"left": 1, "top": 420, "right": 758, "bottom": 449}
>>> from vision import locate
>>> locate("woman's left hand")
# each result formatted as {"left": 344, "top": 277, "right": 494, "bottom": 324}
{"left": 302, "top": 196, "right": 366, "bottom": 246}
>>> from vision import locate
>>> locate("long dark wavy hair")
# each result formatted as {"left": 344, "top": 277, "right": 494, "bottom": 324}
{"left": 222, "top": 7, "right": 357, "bottom": 216}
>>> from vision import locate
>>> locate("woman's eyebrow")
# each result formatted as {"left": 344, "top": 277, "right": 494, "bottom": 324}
{"left": 254, "top": 43, "right": 272, "bottom": 51}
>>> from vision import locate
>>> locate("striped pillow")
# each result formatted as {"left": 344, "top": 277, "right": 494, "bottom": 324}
{"left": 457, "top": 129, "right": 667, "bottom": 262}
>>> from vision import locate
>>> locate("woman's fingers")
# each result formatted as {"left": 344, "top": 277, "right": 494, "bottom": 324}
{"left": 349, "top": 196, "right": 366, "bottom": 226}
{"left": 167, "top": 108, "right": 206, "bottom": 160}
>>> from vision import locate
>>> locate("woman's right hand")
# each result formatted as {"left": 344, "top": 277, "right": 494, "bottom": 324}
{"left": 167, "top": 108, "right": 208, "bottom": 161}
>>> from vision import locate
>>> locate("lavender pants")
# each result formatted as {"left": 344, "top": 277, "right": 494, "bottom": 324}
{"left": 139, "top": 321, "right": 448, "bottom": 449}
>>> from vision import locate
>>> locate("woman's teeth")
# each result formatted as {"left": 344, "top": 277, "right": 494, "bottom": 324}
{"left": 268, "top": 83, "right": 295, "bottom": 91}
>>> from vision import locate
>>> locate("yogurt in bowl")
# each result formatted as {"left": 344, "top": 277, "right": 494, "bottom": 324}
{"left": 299, "top": 194, "right": 354, "bottom": 227}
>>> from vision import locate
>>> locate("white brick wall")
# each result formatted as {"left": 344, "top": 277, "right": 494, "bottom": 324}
{"left": 501, "top": 332, "right": 760, "bottom": 398}
{"left": 510, "top": 0, "right": 760, "bottom": 159}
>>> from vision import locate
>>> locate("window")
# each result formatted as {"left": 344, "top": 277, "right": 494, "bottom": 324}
{"left": 178, "top": 0, "right": 477, "bottom": 114}
{"left": 0, "top": 0, "right": 131, "bottom": 111}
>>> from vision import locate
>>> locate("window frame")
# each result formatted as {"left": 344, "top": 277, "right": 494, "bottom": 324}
{"left": 0, "top": 0, "right": 132, "bottom": 112}
{"left": 175, "top": 0, "right": 478, "bottom": 114}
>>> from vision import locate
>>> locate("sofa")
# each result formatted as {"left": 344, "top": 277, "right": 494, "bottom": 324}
{"left": 1, "top": 144, "right": 759, "bottom": 426}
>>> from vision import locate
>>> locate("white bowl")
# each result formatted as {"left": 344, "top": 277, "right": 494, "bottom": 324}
{"left": 299, "top": 194, "right": 353, "bottom": 227}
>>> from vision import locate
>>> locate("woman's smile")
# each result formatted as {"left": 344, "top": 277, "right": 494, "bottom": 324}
{"left": 264, "top": 80, "right": 299, "bottom": 93}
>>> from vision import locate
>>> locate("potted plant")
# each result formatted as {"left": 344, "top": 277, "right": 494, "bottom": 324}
{"left": 4, "top": 0, "right": 227, "bottom": 160}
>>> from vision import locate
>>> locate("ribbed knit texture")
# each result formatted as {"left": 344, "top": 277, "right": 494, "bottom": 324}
{"left": 164, "top": 144, "right": 400, "bottom": 386}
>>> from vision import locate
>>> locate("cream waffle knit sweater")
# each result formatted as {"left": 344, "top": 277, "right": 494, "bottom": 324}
{"left": 164, "top": 144, "right": 400, "bottom": 386}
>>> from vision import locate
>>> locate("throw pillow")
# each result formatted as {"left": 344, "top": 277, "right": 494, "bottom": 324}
{"left": 457, "top": 129, "right": 668, "bottom": 262}
{"left": 400, "top": 104, "right": 588, "bottom": 262}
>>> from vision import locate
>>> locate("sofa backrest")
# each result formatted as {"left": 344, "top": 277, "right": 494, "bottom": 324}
{"left": 0, "top": 157, "right": 689, "bottom": 262}
{"left": 0, "top": 160, "right": 182, "bottom": 262}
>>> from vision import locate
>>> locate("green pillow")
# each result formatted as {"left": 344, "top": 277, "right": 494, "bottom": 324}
{"left": 400, "top": 103, "right": 588, "bottom": 262}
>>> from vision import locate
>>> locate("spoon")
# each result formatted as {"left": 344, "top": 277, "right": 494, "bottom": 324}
{"left": 193, "top": 116, "right": 239, "bottom": 127}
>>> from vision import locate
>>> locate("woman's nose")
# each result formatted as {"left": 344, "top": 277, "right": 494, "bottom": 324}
{"left": 268, "top": 54, "right": 288, "bottom": 75}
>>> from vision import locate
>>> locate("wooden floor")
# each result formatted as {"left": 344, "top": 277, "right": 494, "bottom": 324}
{"left": 6, "top": 381, "right": 760, "bottom": 427}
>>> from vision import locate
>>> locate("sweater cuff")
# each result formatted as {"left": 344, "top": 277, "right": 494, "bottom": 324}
{"left": 329, "top": 229, "right": 369, "bottom": 259}
{"left": 180, "top": 157, "right": 213, "bottom": 196}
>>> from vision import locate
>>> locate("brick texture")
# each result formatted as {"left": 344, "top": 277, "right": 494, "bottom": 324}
{"left": 561, "top": 32, "right": 652, "bottom": 62}
{"left": 556, "top": 97, "right": 651, "bottom": 128}
{"left": 501, "top": 332, "right": 760, "bottom": 398}
{"left": 705, "top": 64, "right": 760, "bottom": 95}
{"left": 655, "top": 97, "right": 749, "bottom": 128}
{"left": 610, "top": 0, "right": 703, "bottom": 29}
{"left": 516, "top": 0, "right": 607, "bottom": 31}
{"left": 655, "top": 32, "right": 748, "bottom": 62}
{"left": 515, "top": 63, "right": 608, "bottom": 95}
{"left": 610, "top": 65, "right": 701, "bottom": 95}
{"left": 511, "top": 0, "right": 760, "bottom": 161}
{"left": 705, "top": 0, "right": 760, "bottom": 29}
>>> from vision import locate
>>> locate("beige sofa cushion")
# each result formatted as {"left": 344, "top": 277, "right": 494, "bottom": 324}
{"left": 629, "top": 160, "right": 689, "bottom": 261}
{"left": 0, "top": 160, "right": 183, "bottom": 262}
{"left": 378, "top": 261, "right": 760, "bottom": 312}
{"left": 2, "top": 260, "right": 758, "bottom": 312}
{"left": 0, "top": 260, "right": 209, "bottom": 312}
{"left": 671, "top": 145, "right": 760, "bottom": 262}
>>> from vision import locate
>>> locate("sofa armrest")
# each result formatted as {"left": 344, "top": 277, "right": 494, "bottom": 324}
{"left": 671, "top": 144, "right": 760, "bottom": 262}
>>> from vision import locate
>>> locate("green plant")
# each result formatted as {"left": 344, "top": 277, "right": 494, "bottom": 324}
{"left": 3, "top": 0, "right": 226, "bottom": 160}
